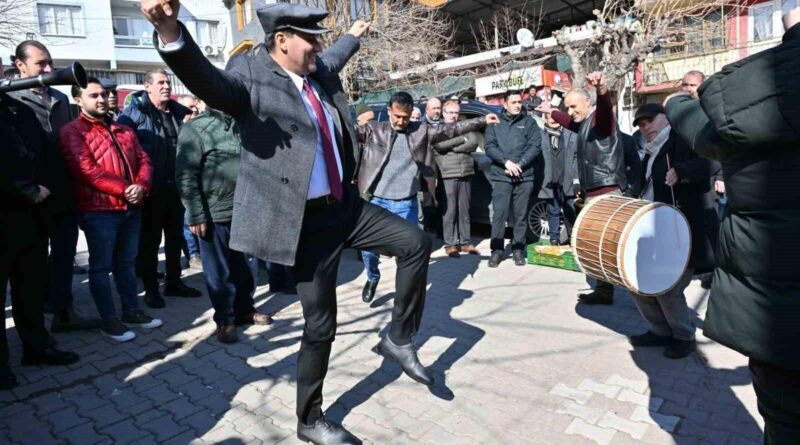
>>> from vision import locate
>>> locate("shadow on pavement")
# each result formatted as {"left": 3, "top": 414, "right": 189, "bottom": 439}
{"left": 326, "top": 249, "right": 486, "bottom": 425}
{"left": 575, "top": 291, "right": 762, "bottom": 444}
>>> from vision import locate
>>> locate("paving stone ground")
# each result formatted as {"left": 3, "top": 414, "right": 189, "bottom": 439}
{"left": 1, "top": 232, "right": 763, "bottom": 444}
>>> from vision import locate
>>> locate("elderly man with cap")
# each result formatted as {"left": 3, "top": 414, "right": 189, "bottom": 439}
{"left": 142, "top": 1, "right": 435, "bottom": 443}
{"left": 626, "top": 103, "right": 717, "bottom": 359}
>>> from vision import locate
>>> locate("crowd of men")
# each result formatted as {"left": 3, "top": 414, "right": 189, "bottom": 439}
{"left": 0, "top": 39, "right": 295, "bottom": 389}
{"left": 1, "top": 0, "right": 798, "bottom": 443}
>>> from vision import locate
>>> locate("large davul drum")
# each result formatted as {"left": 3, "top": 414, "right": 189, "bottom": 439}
{"left": 571, "top": 195, "right": 691, "bottom": 296}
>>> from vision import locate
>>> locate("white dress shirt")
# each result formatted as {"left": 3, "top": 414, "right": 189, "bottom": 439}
{"left": 158, "top": 31, "right": 343, "bottom": 199}
{"left": 282, "top": 70, "right": 344, "bottom": 199}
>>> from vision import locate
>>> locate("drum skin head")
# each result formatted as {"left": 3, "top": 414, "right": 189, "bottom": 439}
{"left": 620, "top": 205, "right": 691, "bottom": 296}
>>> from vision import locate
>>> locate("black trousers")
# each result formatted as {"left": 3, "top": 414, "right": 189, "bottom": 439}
{"left": 442, "top": 176, "right": 472, "bottom": 247}
{"left": 1, "top": 238, "right": 50, "bottom": 365}
{"left": 46, "top": 211, "right": 79, "bottom": 312}
{"left": 197, "top": 222, "right": 258, "bottom": 326}
{"left": 137, "top": 185, "right": 184, "bottom": 292}
{"left": 293, "top": 196, "right": 431, "bottom": 424}
{"left": 750, "top": 358, "right": 800, "bottom": 444}
{"left": 490, "top": 180, "right": 533, "bottom": 252}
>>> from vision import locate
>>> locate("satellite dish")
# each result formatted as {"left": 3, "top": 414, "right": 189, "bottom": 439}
{"left": 516, "top": 28, "right": 535, "bottom": 48}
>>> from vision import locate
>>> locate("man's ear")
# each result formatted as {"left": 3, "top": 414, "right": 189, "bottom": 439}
{"left": 276, "top": 32, "right": 289, "bottom": 52}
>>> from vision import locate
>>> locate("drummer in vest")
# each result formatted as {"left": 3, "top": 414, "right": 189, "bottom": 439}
{"left": 536, "top": 72, "right": 626, "bottom": 305}
{"left": 626, "top": 103, "right": 718, "bottom": 359}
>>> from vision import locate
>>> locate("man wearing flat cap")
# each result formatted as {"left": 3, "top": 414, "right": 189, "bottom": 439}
{"left": 142, "top": 1, "right": 434, "bottom": 444}
{"left": 625, "top": 102, "right": 717, "bottom": 360}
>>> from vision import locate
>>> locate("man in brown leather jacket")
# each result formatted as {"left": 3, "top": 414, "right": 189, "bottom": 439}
{"left": 356, "top": 92, "right": 497, "bottom": 303}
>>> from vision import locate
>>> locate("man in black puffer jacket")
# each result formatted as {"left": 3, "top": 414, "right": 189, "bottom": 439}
{"left": 666, "top": 8, "right": 800, "bottom": 443}
{"left": 485, "top": 90, "right": 542, "bottom": 267}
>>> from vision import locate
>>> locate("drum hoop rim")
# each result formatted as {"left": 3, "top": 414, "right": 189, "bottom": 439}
{"left": 570, "top": 193, "right": 607, "bottom": 271}
{"left": 621, "top": 202, "right": 693, "bottom": 297}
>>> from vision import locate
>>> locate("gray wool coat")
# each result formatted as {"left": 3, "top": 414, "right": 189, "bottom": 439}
{"left": 155, "top": 22, "right": 361, "bottom": 266}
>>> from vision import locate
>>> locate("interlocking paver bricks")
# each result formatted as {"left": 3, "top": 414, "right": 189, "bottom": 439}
{"left": 1, "top": 238, "right": 763, "bottom": 444}
{"left": 565, "top": 418, "right": 616, "bottom": 445}
{"left": 82, "top": 403, "right": 130, "bottom": 429}
{"left": 140, "top": 414, "right": 191, "bottom": 442}
{"left": 61, "top": 422, "right": 112, "bottom": 445}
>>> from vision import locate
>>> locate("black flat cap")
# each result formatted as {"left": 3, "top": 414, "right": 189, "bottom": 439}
{"left": 99, "top": 77, "right": 117, "bottom": 90}
{"left": 633, "top": 103, "right": 666, "bottom": 126}
{"left": 257, "top": 4, "right": 329, "bottom": 35}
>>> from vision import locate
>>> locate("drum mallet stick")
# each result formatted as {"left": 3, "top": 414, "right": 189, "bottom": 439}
{"left": 665, "top": 154, "right": 681, "bottom": 247}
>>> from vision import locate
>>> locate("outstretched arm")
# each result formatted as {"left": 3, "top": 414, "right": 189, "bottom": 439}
{"left": 143, "top": 1, "right": 249, "bottom": 116}
{"left": 665, "top": 95, "right": 724, "bottom": 160}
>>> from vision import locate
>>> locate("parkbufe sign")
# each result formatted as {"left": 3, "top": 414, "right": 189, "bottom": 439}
{"left": 475, "top": 66, "right": 543, "bottom": 97}
{"left": 475, "top": 66, "right": 571, "bottom": 97}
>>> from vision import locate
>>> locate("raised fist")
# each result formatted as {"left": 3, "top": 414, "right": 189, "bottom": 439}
{"left": 142, "top": 0, "right": 181, "bottom": 43}
{"left": 348, "top": 20, "right": 371, "bottom": 38}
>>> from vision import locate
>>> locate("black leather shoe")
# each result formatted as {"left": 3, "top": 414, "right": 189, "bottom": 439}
{"left": 361, "top": 280, "right": 378, "bottom": 303}
{"left": 578, "top": 290, "right": 614, "bottom": 305}
{"left": 297, "top": 417, "right": 362, "bottom": 445}
{"left": 163, "top": 281, "right": 202, "bottom": 297}
{"left": 21, "top": 346, "right": 79, "bottom": 366}
{"left": 0, "top": 364, "right": 18, "bottom": 390}
{"left": 512, "top": 249, "right": 526, "bottom": 266}
{"left": 488, "top": 251, "right": 502, "bottom": 268}
{"left": 144, "top": 291, "right": 166, "bottom": 309}
{"left": 374, "top": 336, "right": 433, "bottom": 386}
{"left": 664, "top": 339, "right": 696, "bottom": 359}
{"left": 629, "top": 331, "right": 672, "bottom": 347}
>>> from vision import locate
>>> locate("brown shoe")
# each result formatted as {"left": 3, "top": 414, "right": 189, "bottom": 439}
{"left": 235, "top": 311, "right": 273, "bottom": 326}
{"left": 460, "top": 244, "right": 480, "bottom": 255}
{"left": 444, "top": 246, "right": 460, "bottom": 258}
{"left": 216, "top": 325, "right": 238, "bottom": 343}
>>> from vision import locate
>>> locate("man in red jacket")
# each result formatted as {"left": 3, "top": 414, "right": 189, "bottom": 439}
{"left": 60, "top": 78, "right": 163, "bottom": 342}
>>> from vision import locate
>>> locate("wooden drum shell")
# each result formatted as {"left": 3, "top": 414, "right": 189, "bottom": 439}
{"left": 571, "top": 195, "right": 690, "bottom": 296}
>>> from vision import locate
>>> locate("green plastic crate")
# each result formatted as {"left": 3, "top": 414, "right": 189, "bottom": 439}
{"left": 526, "top": 241, "right": 581, "bottom": 272}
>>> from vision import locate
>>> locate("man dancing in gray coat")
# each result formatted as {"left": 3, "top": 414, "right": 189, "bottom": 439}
{"left": 143, "top": 2, "right": 433, "bottom": 444}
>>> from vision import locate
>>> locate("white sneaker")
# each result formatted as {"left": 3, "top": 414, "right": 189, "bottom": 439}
{"left": 122, "top": 309, "right": 163, "bottom": 329}
{"left": 102, "top": 319, "right": 136, "bottom": 342}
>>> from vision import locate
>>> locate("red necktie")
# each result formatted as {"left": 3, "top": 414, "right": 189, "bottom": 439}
{"left": 303, "top": 79, "right": 343, "bottom": 201}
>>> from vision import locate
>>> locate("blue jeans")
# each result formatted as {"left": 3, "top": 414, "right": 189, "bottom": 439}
{"left": 197, "top": 222, "right": 258, "bottom": 325}
{"left": 265, "top": 261, "right": 294, "bottom": 292}
{"left": 361, "top": 196, "right": 419, "bottom": 282}
{"left": 80, "top": 210, "right": 142, "bottom": 320}
{"left": 182, "top": 211, "right": 200, "bottom": 258}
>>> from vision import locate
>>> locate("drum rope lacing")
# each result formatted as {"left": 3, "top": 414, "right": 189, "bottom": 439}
{"left": 597, "top": 197, "right": 641, "bottom": 286}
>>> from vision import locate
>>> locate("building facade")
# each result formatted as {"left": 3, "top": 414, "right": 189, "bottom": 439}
{"left": 1, "top": 0, "right": 233, "bottom": 94}
{"left": 637, "top": 0, "right": 798, "bottom": 102}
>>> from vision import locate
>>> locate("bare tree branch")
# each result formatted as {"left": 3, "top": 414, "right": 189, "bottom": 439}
{"left": 0, "top": 0, "right": 38, "bottom": 50}
{"left": 319, "top": 0, "right": 454, "bottom": 99}
{"left": 467, "top": 3, "right": 545, "bottom": 75}
{"left": 557, "top": 0, "right": 743, "bottom": 91}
